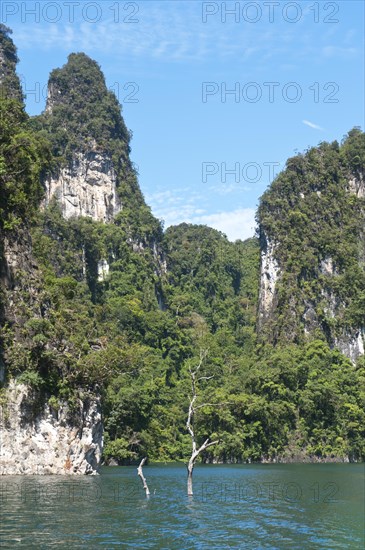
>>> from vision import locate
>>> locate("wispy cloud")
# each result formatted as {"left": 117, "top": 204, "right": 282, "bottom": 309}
{"left": 11, "top": 1, "right": 358, "bottom": 65}
{"left": 302, "top": 120, "right": 324, "bottom": 130}
{"left": 208, "top": 183, "right": 252, "bottom": 196}
{"left": 147, "top": 187, "right": 206, "bottom": 224}
{"left": 148, "top": 188, "right": 256, "bottom": 241}
{"left": 321, "top": 45, "right": 357, "bottom": 58}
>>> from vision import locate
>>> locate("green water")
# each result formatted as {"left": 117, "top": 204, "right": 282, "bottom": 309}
{"left": 0, "top": 464, "right": 364, "bottom": 548}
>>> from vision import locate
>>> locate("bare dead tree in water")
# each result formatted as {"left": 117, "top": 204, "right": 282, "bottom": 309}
{"left": 186, "top": 349, "right": 219, "bottom": 496}
{"left": 137, "top": 457, "right": 150, "bottom": 497}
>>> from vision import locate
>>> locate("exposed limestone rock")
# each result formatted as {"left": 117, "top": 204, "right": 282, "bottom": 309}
{"left": 348, "top": 175, "right": 365, "bottom": 198}
{"left": 97, "top": 259, "right": 110, "bottom": 282}
{"left": 0, "top": 48, "right": 9, "bottom": 84}
{"left": 321, "top": 289, "right": 340, "bottom": 319}
{"left": 319, "top": 287, "right": 364, "bottom": 362}
{"left": 45, "top": 81, "right": 59, "bottom": 114}
{"left": 320, "top": 257, "right": 336, "bottom": 276}
{"left": 44, "top": 151, "right": 121, "bottom": 222}
{"left": 0, "top": 381, "right": 102, "bottom": 475}
{"left": 258, "top": 233, "right": 280, "bottom": 325}
{"left": 153, "top": 240, "right": 167, "bottom": 277}
{"left": 302, "top": 302, "right": 318, "bottom": 335}
{"left": 334, "top": 329, "right": 365, "bottom": 364}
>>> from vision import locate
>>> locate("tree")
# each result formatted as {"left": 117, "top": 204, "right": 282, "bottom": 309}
{"left": 186, "top": 349, "right": 219, "bottom": 496}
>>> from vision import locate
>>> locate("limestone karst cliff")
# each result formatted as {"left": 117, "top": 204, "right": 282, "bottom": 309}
{"left": 0, "top": 27, "right": 166, "bottom": 475}
{"left": 40, "top": 54, "right": 124, "bottom": 222}
{"left": 257, "top": 130, "right": 365, "bottom": 363}
{"left": 0, "top": 226, "right": 103, "bottom": 474}
{"left": 0, "top": 27, "right": 104, "bottom": 475}
{"left": 36, "top": 52, "right": 143, "bottom": 224}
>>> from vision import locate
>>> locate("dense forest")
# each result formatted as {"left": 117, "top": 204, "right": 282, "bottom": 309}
{"left": 1, "top": 24, "right": 364, "bottom": 465}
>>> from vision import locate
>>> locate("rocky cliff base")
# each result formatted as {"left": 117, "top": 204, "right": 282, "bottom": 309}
{"left": 0, "top": 381, "right": 103, "bottom": 475}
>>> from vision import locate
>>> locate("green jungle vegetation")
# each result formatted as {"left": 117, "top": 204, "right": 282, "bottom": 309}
{"left": 1, "top": 25, "right": 364, "bottom": 463}
{"left": 258, "top": 128, "right": 365, "bottom": 344}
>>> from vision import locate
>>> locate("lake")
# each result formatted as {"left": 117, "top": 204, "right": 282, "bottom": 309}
{"left": 0, "top": 464, "right": 364, "bottom": 548}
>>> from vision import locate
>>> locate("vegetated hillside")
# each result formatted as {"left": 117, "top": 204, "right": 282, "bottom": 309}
{"left": 0, "top": 24, "right": 364, "bottom": 465}
{"left": 258, "top": 130, "right": 365, "bottom": 361}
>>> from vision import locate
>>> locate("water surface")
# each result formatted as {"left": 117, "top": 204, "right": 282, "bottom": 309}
{"left": 1, "top": 464, "right": 364, "bottom": 548}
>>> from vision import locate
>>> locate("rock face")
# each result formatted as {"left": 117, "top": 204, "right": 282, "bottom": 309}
{"left": 258, "top": 228, "right": 365, "bottom": 363}
{"left": 44, "top": 150, "right": 120, "bottom": 222}
{"left": 39, "top": 52, "right": 132, "bottom": 224}
{"left": 348, "top": 175, "right": 365, "bottom": 198}
{"left": 0, "top": 381, "right": 103, "bottom": 475}
{"left": 258, "top": 164, "right": 365, "bottom": 363}
{"left": 0, "top": 48, "right": 10, "bottom": 85}
{"left": 0, "top": 227, "right": 103, "bottom": 475}
{"left": 334, "top": 330, "right": 365, "bottom": 362}
{"left": 258, "top": 233, "right": 279, "bottom": 327}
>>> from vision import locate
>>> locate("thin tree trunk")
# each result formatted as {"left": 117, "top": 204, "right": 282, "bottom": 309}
{"left": 187, "top": 459, "right": 194, "bottom": 496}
{"left": 137, "top": 457, "right": 150, "bottom": 497}
{"left": 186, "top": 349, "right": 218, "bottom": 496}
{"left": 187, "top": 451, "right": 199, "bottom": 496}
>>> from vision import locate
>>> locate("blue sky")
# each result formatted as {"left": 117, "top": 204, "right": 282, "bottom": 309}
{"left": 2, "top": 1, "right": 364, "bottom": 240}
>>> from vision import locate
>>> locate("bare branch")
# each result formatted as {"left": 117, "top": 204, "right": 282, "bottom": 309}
{"left": 197, "top": 439, "right": 219, "bottom": 454}
{"left": 197, "top": 375, "right": 214, "bottom": 382}
{"left": 137, "top": 457, "right": 150, "bottom": 497}
{"left": 205, "top": 440, "right": 219, "bottom": 449}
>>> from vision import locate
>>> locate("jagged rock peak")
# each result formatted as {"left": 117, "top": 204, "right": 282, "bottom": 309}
{"left": 43, "top": 52, "right": 131, "bottom": 148}
{"left": 42, "top": 51, "right": 131, "bottom": 153}
{"left": 0, "top": 24, "right": 23, "bottom": 101}
{"left": 46, "top": 52, "right": 109, "bottom": 113}
{"left": 40, "top": 52, "right": 135, "bottom": 222}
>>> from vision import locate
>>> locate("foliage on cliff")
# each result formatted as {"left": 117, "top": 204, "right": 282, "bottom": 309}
{"left": 0, "top": 24, "right": 22, "bottom": 101}
{"left": 258, "top": 128, "right": 365, "bottom": 344}
{"left": 26, "top": 213, "right": 365, "bottom": 463}
{"left": 0, "top": 98, "right": 51, "bottom": 230}
{"left": 29, "top": 214, "right": 261, "bottom": 461}
{"left": 0, "top": 27, "right": 51, "bottom": 231}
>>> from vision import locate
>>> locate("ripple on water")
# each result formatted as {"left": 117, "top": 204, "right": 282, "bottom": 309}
{"left": 0, "top": 464, "right": 363, "bottom": 549}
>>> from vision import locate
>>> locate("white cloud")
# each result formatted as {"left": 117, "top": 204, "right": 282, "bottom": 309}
{"left": 148, "top": 186, "right": 256, "bottom": 241}
{"left": 193, "top": 209, "right": 256, "bottom": 241}
{"left": 302, "top": 120, "right": 324, "bottom": 130}
{"left": 152, "top": 203, "right": 256, "bottom": 242}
